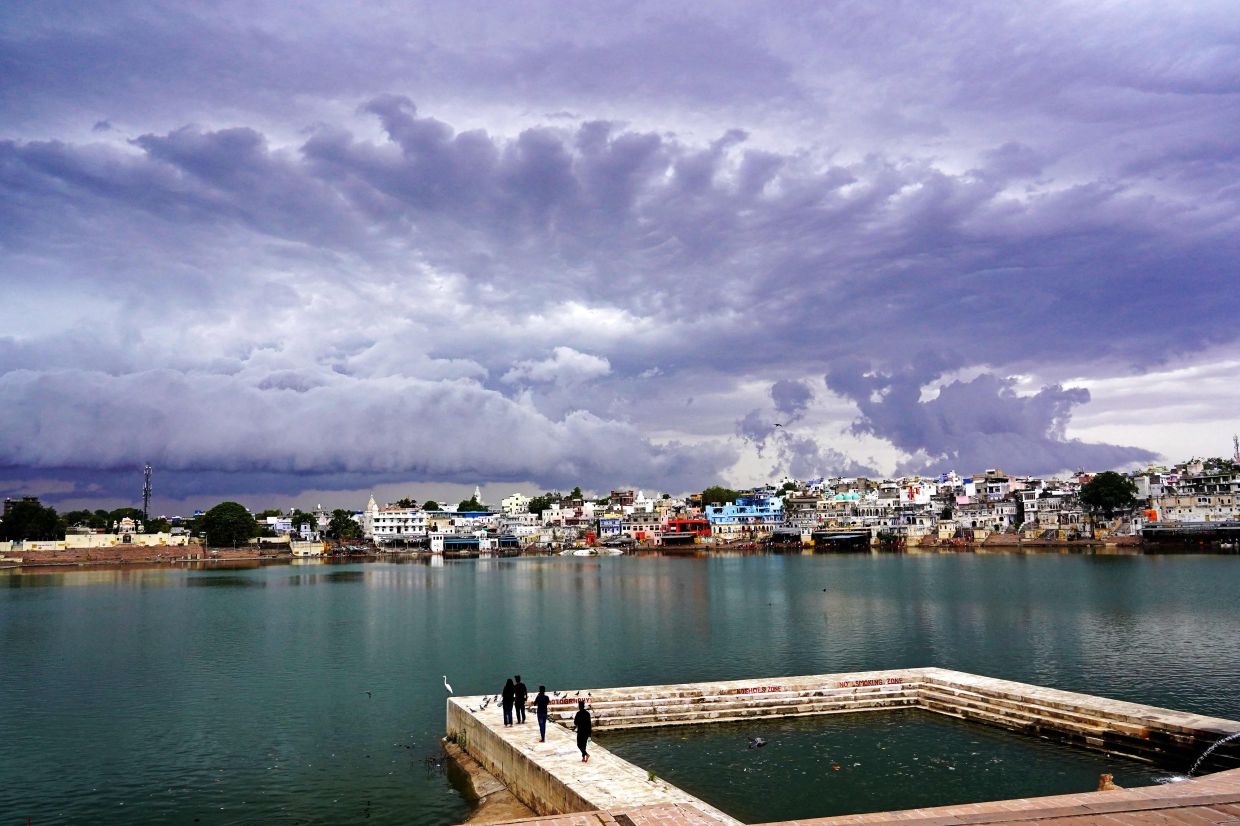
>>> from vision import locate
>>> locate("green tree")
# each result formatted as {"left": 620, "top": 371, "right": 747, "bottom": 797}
{"left": 569, "top": 486, "right": 583, "bottom": 501}
{"left": 422, "top": 500, "right": 441, "bottom": 511}
{"left": 61, "top": 509, "right": 103, "bottom": 529}
{"left": 107, "top": 507, "right": 145, "bottom": 527}
{"left": 1078, "top": 471, "right": 1139, "bottom": 518}
{"left": 700, "top": 485, "right": 740, "bottom": 506}
{"left": 457, "top": 497, "right": 485, "bottom": 512}
{"left": 527, "top": 494, "right": 556, "bottom": 516}
{"left": 0, "top": 500, "right": 62, "bottom": 541}
{"left": 257, "top": 508, "right": 283, "bottom": 519}
{"left": 326, "top": 509, "right": 361, "bottom": 540}
{"left": 1203, "top": 457, "right": 1239, "bottom": 474}
{"left": 780, "top": 481, "right": 798, "bottom": 494}
{"left": 395, "top": 497, "right": 417, "bottom": 508}
{"left": 289, "top": 509, "right": 317, "bottom": 533}
{"left": 146, "top": 517, "right": 172, "bottom": 534}
{"left": 199, "top": 502, "right": 258, "bottom": 547}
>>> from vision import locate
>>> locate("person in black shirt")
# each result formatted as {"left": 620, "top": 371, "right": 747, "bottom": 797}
{"left": 572, "top": 699, "right": 592, "bottom": 762}
{"left": 514, "top": 675, "right": 528, "bottom": 724}
{"left": 533, "top": 686, "right": 551, "bottom": 742}
{"left": 501, "top": 678, "right": 515, "bottom": 727}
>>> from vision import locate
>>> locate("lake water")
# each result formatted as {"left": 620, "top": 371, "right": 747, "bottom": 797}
{"left": 2, "top": 553, "right": 1238, "bottom": 825}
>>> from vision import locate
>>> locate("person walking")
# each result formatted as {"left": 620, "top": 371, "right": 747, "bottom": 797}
{"left": 572, "top": 699, "right": 592, "bottom": 762}
{"left": 533, "top": 685, "right": 550, "bottom": 742}
{"left": 501, "top": 678, "right": 515, "bottom": 727}
{"left": 514, "top": 675, "right": 528, "bottom": 724}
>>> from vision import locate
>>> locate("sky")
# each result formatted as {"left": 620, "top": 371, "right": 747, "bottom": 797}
{"left": 1, "top": 0, "right": 1238, "bottom": 514}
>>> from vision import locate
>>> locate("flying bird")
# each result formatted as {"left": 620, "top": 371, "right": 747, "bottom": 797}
{"left": 442, "top": 675, "right": 453, "bottom": 694}
{"left": 364, "top": 691, "right": 372, "bottom": 699}
{"left": 773, "top": 423, "right": 783, "bottom": 428}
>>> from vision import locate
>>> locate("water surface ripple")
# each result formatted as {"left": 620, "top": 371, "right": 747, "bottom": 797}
{"left": 2, "top": 553, "right": 1237, "bottom": 824}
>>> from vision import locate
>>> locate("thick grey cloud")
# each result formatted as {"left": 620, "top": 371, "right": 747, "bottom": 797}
{"left": 0, "top": 368, "right": 731, "bottom": 493}
{"left": 825, "top": 362, "right": 1157, "bottom": 477}
{"left": 2, "top": 0, "right": 1237, "bottom": 505}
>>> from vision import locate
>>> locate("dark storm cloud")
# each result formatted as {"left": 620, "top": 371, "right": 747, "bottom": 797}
{"left": 2, "top": 0, "right": 1238, "bottom": 501}
{"left": 770, "top": 380, "right": 813, "bottom": 422}
{"left": 0, "top": 369, "right": 731, "bottom": 493}
{"left": 824, "top": 362, "right": 1156, "bottom": 477}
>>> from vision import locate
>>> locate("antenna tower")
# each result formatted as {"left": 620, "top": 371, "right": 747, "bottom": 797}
{"left": 1233, "top": 434, "right": 1239, "bottom": 463}
{"left": 142, "top": 464, "right": 153, "bottom": 521}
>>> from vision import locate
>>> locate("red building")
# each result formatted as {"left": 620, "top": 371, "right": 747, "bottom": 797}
{"left": 665, "top": 518, "right": 710, "bottom": 537}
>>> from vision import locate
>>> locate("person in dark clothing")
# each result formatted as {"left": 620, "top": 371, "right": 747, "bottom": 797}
{"left": 533, "top": 686, "right": 551, "bottom": 742}
{"left": 514, "top": 675, "right": 528, "bottom": 724}
{"left": 501, "top": 678, "right": 515, "bottom": 727}
{"left": 572, "top": 699, "right": 592, "bottom": 762}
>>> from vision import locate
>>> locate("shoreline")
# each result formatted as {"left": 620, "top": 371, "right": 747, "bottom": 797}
{"left": 1, "top": 540, "right": 1234, "bottom": 573}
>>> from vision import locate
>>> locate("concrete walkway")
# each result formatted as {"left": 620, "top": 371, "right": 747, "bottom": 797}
{"left": 447, "top": 697, "right": 738, "bottom": 822}
{"left": 771, "top": 767, "right": 1240, "bottom": 826}
{"left": 469, "top": 768, "right": 1240, "bottom": 826}
{"left": 447, "top": 669, "right": 1240, "bottom": 825}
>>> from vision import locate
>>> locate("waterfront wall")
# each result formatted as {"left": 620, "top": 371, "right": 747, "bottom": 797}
{"left": 446, "top": 696, "right": 738, "bottom": 821}
{"left": 555, "top": 668, "right": 1239, "bottom": 772}
{"left": 448, "top": 667, "right": 1240, "bottom": 822}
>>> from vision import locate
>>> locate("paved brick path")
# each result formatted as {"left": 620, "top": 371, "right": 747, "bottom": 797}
{"left": 469, "top": 769, "right": 1240, "bottom": 826}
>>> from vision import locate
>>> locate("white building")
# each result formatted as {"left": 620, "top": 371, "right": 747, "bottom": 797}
{"left": 501, "top": 493, "right": 532, "bottom": 515}
{"left": 364, "top": 495, "right": 429, "bottom": 543}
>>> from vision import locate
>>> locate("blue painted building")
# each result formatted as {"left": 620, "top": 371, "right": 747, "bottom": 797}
{"left": 705, "top": 494, "right": 784, "bottom": 538}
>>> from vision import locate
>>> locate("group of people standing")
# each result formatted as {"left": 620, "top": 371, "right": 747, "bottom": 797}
{"left": 500, "top": 675, "right": 593, "bottom": 761}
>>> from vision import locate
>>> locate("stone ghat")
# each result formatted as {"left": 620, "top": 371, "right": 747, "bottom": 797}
{"left": 446, "top": 668, "right": 1240, "bottom": 822}
{"left": 537, "top": 668, "right": 1240, "bottom": 772}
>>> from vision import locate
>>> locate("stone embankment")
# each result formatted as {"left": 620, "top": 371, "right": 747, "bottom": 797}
{"left": 448, "top": 668, "right": 1240, "bottom": 824}
{"left": 4, "top": 545, "right": 291, "bottom": 567}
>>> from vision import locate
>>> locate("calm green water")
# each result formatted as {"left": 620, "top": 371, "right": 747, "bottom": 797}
{"left": 1, "top": 553, "right": 1238, "bottom": 825}
{"left": 599, "top": 711, "right": 1170, "bottom": 823}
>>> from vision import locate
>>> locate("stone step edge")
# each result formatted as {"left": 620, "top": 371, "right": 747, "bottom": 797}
{"left": 917, "top": 686, "right": 1150, "bottom": 738}
{"left": 587, "top": 698, "right": 918, "bottom": 727}
{"left": 549, "top": 695, "right": 918, "bottom": 723}
{"left": 918, "top": 676, "right": 1215, "bottom": 731}
{"left": 921, "top": 698, "right": 1112, "bottom": 740}
{"left": 592, "top": 704, "right": 908, "bottom": 731}
{"left": 557, "top": 683, "right": 923, "bottom": 712}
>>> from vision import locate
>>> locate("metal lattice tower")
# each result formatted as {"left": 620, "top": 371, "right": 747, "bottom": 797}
{"left": 142, "top": 464, "right": 152, "bottom": 521}
{"left": 1233, "top": 434, "right": 1239, "bottom": 462}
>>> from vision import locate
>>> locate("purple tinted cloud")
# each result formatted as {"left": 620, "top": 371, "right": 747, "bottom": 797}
{"left": 825, "top": 363, "right": 1157, "bottom": 477}
{"left": 1, "top": 0, "right": 1237, "bottom": 504}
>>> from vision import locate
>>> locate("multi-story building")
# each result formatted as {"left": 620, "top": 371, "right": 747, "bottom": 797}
{"left": 500, "top": 493, "right": 532, "bottom": 515}
{"left": 705, "top": 495, "right": 784, "bottom": 538}
{"left": 622, "top": 511, "right": 663, "bottom": 542}
{"left": 365, "top": 498, "right": 429, "bottom": 543}
{"left": 1151, "top": 470, "right": 1239, "bottom": 523}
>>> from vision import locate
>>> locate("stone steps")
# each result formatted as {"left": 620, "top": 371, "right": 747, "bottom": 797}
{"left": 918, "top": 685, "right": 1148, "bottom": 738}
{"left": 919, "top": 685, "right": 1240, "bottom": 769}
{"left": 919, "top": 677, "right": 1178, "bottom": 729}
{"left": 593, "top": 696, "right": 920, "bottom": 730}
{"left": 550, "top": 687, "right": 920, "bottom": 730}
{"left": 535, "top": 677, "right": 1240, "bottom": 771}
{"left": 560, "top": 682, "right": 918, "bottom": 714}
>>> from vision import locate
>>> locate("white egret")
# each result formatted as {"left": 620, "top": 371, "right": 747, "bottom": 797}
{"left": 443, "top": 675, "right": 453, "bottom": 694}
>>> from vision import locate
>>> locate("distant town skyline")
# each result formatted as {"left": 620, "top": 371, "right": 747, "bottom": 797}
{"left": 2, "top": 1, "right": 1237, "bottom": 511}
